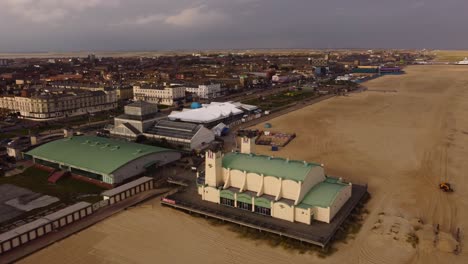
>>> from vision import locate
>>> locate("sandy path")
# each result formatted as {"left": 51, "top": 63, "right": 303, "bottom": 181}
{"left": 20, "top": 65, "right": 468, "bottom": 264}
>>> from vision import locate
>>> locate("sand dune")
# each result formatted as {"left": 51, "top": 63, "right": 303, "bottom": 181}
{"left": 21, "top": 65, "right": 468, "bottom": 263}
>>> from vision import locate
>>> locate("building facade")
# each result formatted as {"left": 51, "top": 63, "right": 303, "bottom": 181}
{"left": 0, "top": 90, "right": 117, "bottom": 120}
{"left": 133, "top": 85, "right": 185, "bottom": 106}
{"left": 110, "top": 101, "right": 164, "bottom": 138}
{"left": 197, "top": 138, "right": 352, "bottom": 224}
{"left": 185, "top": 84, "right": 221, "bottom": 99}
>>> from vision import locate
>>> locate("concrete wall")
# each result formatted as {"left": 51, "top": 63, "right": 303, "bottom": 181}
{"left": 191, "top": 126, "right": 215, "bottom": 150}
{"left": 294, "top": 207, "right": 311, "bottom": 225}
{"left": 329, "top": 184, "right": 352, "bottom": 221}
{"left": 245, "top": 172, "right": 262, "bottom": 193}
{"left": 112, "top": 151, "right": 181, "bottom": 184}
{"left": 281, "top": 179, "right": 300, "bottom": 201}
{"left": 271, "top": 202, "right": 294, "bottom": 222}
{"left": 263, "top": 176, "right": 281, "bottom": 196}
{"left": 314, "top": 206, "right": 331, "bottom": 223}
{"left": 111, "top": 124, "right": 139, "bottom": 138}
{"left": 229, "top": 169, "right": 245, "bottom": 189}
{"left": 202, "top": 186, "right": 220, "bottom": 203}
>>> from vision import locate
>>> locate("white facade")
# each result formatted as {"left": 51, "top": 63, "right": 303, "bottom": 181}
{"left": 133, "top": 85, "right": 185, "bottom": 106}
{"left": 198, "top": 149, "right": 352, "bottom": 224}
{"left": 0, "top": 91, "right": 117, "bottom": 120}
{"left": 185, "top": 84, "right": 221, "bottom": 99}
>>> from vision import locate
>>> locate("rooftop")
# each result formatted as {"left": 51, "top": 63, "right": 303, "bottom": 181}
{"left": 102, "top": 177, "right": 153, "bottom": 197}
{"left": 298, "top": 178, "right": 348, "bottom": 208}
{"left": 26, "top": 136, "right": 174, "bottom": 176}
{"left": 146, "top": 120, "right": 202, "bottom": 140}
{"left": 168, "top": 102, "right": 247, "bottom": 123}
{"left": 222, "top": 152, "right": 321, "bottom": 182}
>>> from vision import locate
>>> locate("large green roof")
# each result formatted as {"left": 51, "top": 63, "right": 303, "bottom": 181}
{"left": 27, "top": 136, "right": 173, "bottom": 176}
{"left": 298, "top": 178, "right": 348, "bottom": 208}
{"left": 222, "top": 152, "right": 320, "bottom": 182}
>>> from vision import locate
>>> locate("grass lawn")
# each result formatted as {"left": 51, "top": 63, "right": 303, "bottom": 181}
{"left": 243, "top": 90, "right": 318, "bottom": 110}
{"left": 0, "top": 167, "right": 105, "bottom": 204}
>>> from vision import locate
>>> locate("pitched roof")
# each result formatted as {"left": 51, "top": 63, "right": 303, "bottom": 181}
{"left": 26, "top": 136, "right": 173, "bottom": 176}
{"left": 146, "top": 120, "right": 202, "bottom": 140}
{"left": 222, "top": 152, "right": 320, "bottom": 182}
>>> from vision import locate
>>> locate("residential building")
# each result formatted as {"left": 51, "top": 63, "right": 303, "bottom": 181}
{"left": 133, "top": 85, "right": 185, "bottom": 106}
{"left": 0, "top": 90, "right": 117, "bottom": 120}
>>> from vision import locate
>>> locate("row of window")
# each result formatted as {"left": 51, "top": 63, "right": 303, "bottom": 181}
{"left": 220, "top": 198, "right": 271, "bottom": 216}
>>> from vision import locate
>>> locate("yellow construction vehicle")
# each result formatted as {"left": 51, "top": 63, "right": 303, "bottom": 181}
{"left": 439, "top": 182, "right": 454, "bottom": 192}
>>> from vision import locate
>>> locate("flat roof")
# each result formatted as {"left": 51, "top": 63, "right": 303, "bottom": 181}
{"left": 102, "top": 177, "right": 153, "bottom": 197}
{"left": 0, "top": 219, "right": 49, "bottom": 242}
{"left": 27, "top": 136, "right": 174, "bottom": 176}
{"left": 42, "top": 202, "right": 91, "bottom": 222}
{"left": 0, "top": 202, "right": 91, "bottom": 242}
{"left": 298, "top": 179, "right": 348, "bottom": 208}
{"left": 222, "top": 152, "right": 320, "bottom": 182}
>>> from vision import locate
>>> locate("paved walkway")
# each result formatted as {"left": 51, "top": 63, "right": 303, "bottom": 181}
{"left": 0, "top": 188, "right": 170, "bottom": 264}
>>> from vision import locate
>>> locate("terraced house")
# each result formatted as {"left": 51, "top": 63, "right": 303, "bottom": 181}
{"left": 197, "top": 138, "right": 352, "bottom": 223}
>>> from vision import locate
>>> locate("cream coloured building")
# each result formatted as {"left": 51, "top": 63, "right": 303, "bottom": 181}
{"left": 185, "top": 84, "right": 221, "bottom": 99}
{"left": 0, "top": 90, "right": 117, "bottom": 120}
{"left": 133, "top": 85, "right": 185, "bottom": 106}
{"left": 197, "top": 138, "right": 352, "bottom": 224}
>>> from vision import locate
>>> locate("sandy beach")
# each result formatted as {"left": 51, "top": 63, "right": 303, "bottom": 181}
{"left": 20, "top": 65, "right": 468, "bottom": 264}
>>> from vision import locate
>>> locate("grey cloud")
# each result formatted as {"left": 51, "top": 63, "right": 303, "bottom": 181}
{"left": 0, "top": 0, "right": 467, "bottom": 52}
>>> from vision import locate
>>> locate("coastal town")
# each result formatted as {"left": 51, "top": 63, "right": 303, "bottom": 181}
{"left": 0, "top": 48, "right": 467, "bottom": 264}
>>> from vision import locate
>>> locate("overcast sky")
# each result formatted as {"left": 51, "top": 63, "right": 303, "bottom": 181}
{"left": 0, "top": 0, "right": 467, "bottom": 52}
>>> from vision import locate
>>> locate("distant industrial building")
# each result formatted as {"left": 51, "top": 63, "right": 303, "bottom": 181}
{"left": 0, "top": 89, "right": 117, "bottom": 120}
{"left": 198, "top": 138, "right": 352, "bottom": 224}
{"left": 145, "top": 120, "right": 215, "bottom": 151}
{"left": 168, "top": 101, "right": 258, "bottom": 128}
{"left": 133, "top": 84, "right": 185, "bottom": 106}
{"left": 25, "top": 136, "right": 181, "bottom": 186}
{"left": 110, "top": 101, "right": 164, "bottom": 138}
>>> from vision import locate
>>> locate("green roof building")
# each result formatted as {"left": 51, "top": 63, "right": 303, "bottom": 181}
{"left": 199, "top": 138, "right": 352, "bottom": 224}
{"left": 26, "top": 136, "right": 181, "bottom": 186}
